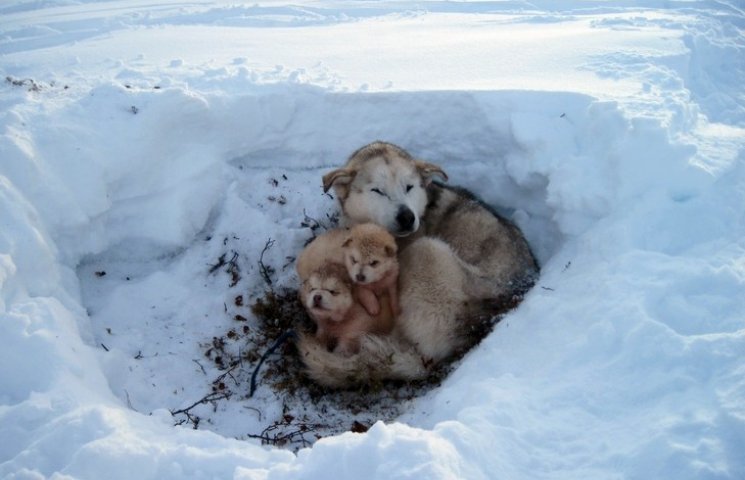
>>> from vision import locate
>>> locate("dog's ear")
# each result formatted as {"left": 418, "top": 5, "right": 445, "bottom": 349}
{"left": 384, "top": 244, "right": 397, "bottom": 257}
{"left": 342, "top": 237, "right": 353, "bottom": 248}
{"left": 322, "top": 168, "right": 356, "bottom": 194}
{"left": 415, "top": 160, "right": 448, "bottom": 184}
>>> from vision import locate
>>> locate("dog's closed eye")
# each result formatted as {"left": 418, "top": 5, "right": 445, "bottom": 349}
{"left": 371, "top": 188, "right": 387, "bottom": 197}
{"left": 405, "top": 184, "right": 414, "bottom": 193}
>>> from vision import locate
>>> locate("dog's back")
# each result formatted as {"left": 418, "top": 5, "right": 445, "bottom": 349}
{"left": 420, "top": 183, "right": 538, "bottom": 298}
{"left": 295, "top": 228, "right": 349, "bottom": 282}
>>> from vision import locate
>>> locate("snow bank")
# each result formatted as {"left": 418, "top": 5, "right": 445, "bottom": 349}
{"left": 1, "top": 1, "right": 744, "bottom": 479}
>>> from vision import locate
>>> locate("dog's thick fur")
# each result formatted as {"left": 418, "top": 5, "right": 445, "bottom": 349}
{"left": 297, "top": 141, "right": 538, "bottom": 387}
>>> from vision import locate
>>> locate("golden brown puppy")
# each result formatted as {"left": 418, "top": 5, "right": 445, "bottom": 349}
{"left": 342, "top": 223, "right": 400, "bottom": 318}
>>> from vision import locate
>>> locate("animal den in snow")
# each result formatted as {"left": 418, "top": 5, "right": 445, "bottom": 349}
{"left": 69, "top": 87, "right": 691, "bottom": 449}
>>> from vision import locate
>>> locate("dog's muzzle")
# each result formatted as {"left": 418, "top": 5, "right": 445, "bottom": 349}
{"left": 312, "top": 294, "right": 323, "bottom": 307}
{"left": 395, "top": 206, "right": 416, "bottom": 235}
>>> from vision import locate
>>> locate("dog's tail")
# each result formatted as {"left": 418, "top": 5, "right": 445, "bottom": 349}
{"left": 296, "top": 332, "right": 429, "bottom": 388}
{"left": 456, "top": 253, "right": 537, "bottom": 302}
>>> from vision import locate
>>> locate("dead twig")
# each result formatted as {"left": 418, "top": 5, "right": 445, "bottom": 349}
{"left": 244, "top": 406, "right": 263, "bottom": 421}
{"left": 247, "top": 419, "right": 327, "bottom": 449}
{"left": 258, "top": 239, "right": 276, "bottom": 287}
{"left": 208, "top": 253, "right": 227, "bottom": 274}
{"left": 208, "top": 251, "right": 241, "bottom": 287}
{"left": 192, "top": 359, "right": 207, "bottom": 375}
{"left": 226, "top": 251, "right": 241, "bottom": 287}
{"left": 170, "top": 391, "right": 231, "bottom": 429}
{"left": 213, "top": 363, "right": 240, "bottom": 389}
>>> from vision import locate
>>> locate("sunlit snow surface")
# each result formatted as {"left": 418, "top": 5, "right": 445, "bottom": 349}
{"left": 1, "top": 1, "right": 744, "bottom": 479}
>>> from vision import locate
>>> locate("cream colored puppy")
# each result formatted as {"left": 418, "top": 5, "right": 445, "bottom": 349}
{"left": 299, "top": 262, "right": 388, "bottom": 355}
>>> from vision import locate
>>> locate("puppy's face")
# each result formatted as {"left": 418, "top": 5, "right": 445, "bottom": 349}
{"left": 343, "top": 224, "right": 398, "bottom": 285}
{"left": 323, "top": 143, "right": 447, "bottom": 237}
{"left": 345, "top": 247, "right": 397, "bottom": 285}
{"left": 300, "top": 265, "right": 353, "bottom": 320}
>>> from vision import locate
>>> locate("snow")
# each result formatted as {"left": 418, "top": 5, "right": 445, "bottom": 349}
{"left": 1, "top": 1, "right": 744, "bottom": 479}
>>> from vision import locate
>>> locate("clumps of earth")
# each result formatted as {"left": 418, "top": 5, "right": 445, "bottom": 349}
{"left": 5, "top": 75, "right": 70, "bottom": 92}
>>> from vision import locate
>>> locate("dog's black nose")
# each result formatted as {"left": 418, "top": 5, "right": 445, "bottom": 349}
{"left": 313, "top": 294, "right": 322, "bottom": 306}
{"left": 396, "top": 207, "right": 415, "bottom": 231}
{"left": 356, "top": 273, "right": 366, "bottom": 283}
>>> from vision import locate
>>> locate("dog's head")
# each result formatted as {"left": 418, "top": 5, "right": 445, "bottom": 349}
{"left": 300, "top": 263, "right": 354, "bottom": 322}
{"left": 342, "top": 223, "right": 398, "bottom": 285}
{"left": 323, "top": 142, "right": 448, "bottom": 237}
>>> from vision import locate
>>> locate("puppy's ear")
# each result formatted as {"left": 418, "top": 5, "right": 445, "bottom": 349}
{"left": 415, "top": 160, "right": 448, "bottom": 185}
{"left": 384, "top": 245, "right": 397, "bottom": 257}
{"left": 342, "top": 237, "right": 353, "bottom": 248}
{"left": 322, "top": 168, "right": 356, "bottom": 194}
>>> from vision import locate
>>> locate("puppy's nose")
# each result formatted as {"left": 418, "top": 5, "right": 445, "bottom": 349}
{"left": 313, "top": 294, "right": 322, "bottom": 306}
{"left": 356, "top": 273, "right": 366, "bottom": 283}
{"left": 396, "top": 207, "right": 415, "bottom": 231}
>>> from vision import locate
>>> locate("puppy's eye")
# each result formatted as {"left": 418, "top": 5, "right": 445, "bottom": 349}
{"left": 350, "top": 257, "right": 358, "bottom": 264}
{"left": 329, "top": 290, "right": 338, "bottom": 296}
{"left": 370, "top": 260, "right": 379, "bottom": 267}
{"left": 405, "top": 184, "right": 414, "bottom": 193}
{"left": 371, "top": 188, "right": 385, "bottom": 196}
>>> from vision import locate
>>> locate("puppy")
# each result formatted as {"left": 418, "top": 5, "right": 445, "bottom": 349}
{"left": 299, "top": 262, "right": 392, "bottom": 355}
{"left": 342, "top": 223, "right": 400, "bottom": 318}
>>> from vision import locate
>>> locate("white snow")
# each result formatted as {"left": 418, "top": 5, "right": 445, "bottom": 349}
{"left": 1, "top": 1, "right": 744, "bottom": 479}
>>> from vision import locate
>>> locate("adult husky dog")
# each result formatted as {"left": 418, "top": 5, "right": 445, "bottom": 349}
{"left": 297, "top": 141, "right": 538, "bottom": 387}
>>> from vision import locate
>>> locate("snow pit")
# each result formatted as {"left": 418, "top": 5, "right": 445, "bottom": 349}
{"left": 4, "top": 73, "right": 743, "bottom": 478}
{"left": 14, "top": 83, "right": 685, "bottom": 449}
{"left": 70, "top": 86, "right": 589, "bottom": 448}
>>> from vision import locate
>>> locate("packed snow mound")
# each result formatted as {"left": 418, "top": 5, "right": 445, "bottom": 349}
{"left": 2, "top": 1, "right": 745, "bottom": 479}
